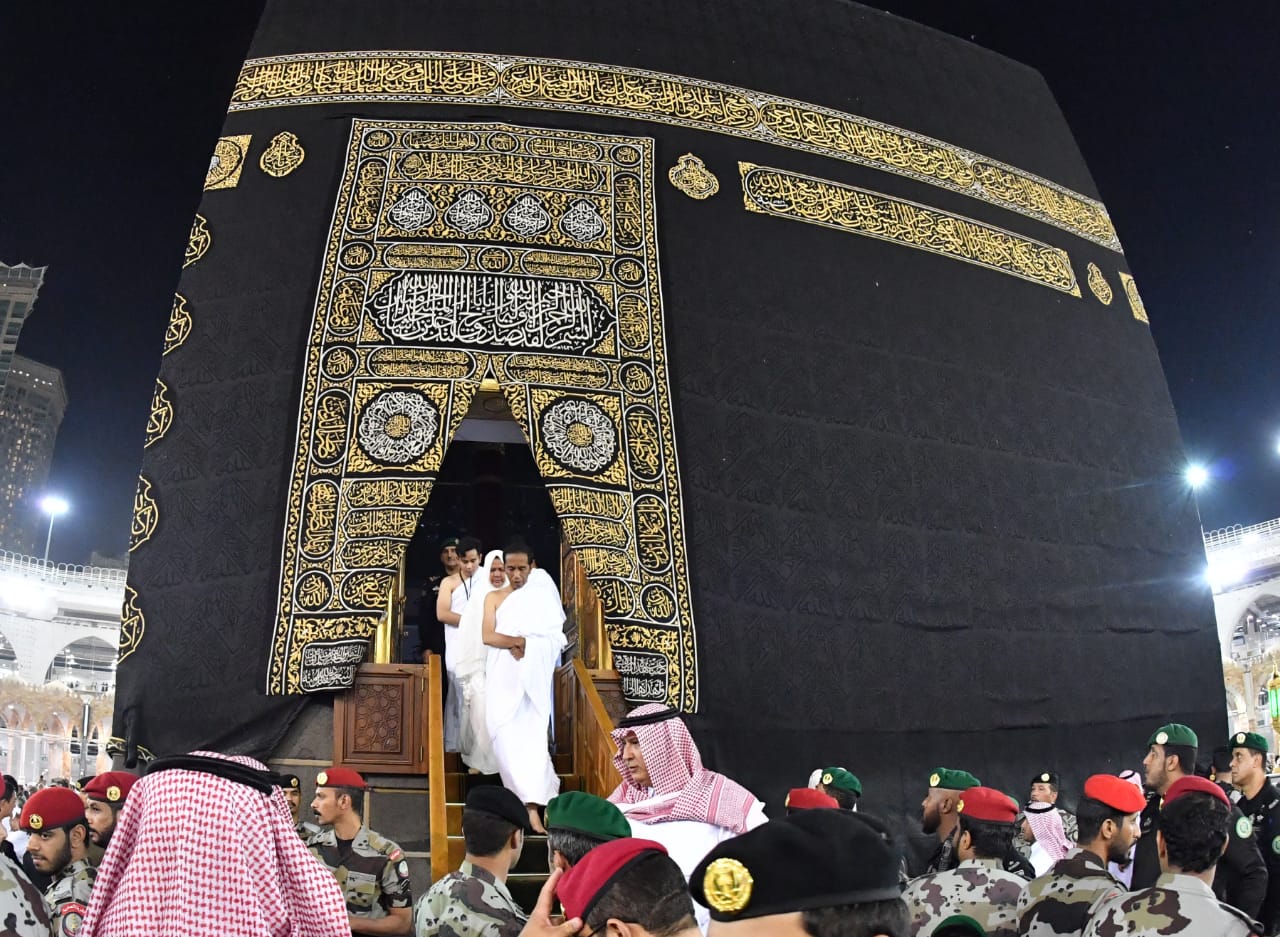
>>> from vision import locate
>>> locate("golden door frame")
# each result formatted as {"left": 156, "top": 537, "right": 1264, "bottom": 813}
{"left": 267, "top": 120, "right": 697, "bottom": 710}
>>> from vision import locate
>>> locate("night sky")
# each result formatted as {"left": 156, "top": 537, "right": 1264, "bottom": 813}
{"left": 0, "top": 2, "right": 1276, "bottom": 564}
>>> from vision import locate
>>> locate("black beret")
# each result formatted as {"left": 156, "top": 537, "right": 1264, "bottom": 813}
{"left": 279, "top": 773, "right": 300, "bottom": 789}
{"left": 690, "top": 809, "right": 902, "bottom": 921}
{"left": 465, "top": 784, "right": 533, "bottom": 832}
{"left": 1031, "top": 771, "right": 1059, "bottom": 787}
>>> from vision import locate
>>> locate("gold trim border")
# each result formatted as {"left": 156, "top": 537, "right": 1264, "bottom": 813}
{"left": 229, "top": 51, "right": 1120, "bottom": 252}
{"left": 739, "top": 162, "right": 1080, "bottom": 296}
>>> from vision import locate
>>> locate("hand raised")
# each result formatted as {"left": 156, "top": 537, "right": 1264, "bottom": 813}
{"left": 518, "top": 868, "right": 582, "bottom": 937}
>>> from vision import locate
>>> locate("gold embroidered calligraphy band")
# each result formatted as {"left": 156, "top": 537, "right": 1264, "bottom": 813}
{"left": 229, "top": 52, "right": 1119, "bottom": 253}
{"left": 739, "top": 162, "right": 1080, "bottom": 296}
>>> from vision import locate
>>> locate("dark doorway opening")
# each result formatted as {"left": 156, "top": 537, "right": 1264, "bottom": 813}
{"left": 400, "top": 438, "right": 561, "bottom": 663}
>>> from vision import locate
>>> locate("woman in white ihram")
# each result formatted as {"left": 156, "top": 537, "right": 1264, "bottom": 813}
{"left": 453, "top": 550, "right": 504, "bottom": 775}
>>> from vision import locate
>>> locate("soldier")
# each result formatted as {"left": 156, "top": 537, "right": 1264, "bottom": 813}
{"left": 413, "top": 785, "right": 531, "bottom": 936}
{"left": 544, "top": 791, "right": 631, "bottom": 871}
{"left": 81, "top": 771, "right": 136, "bottom": 849}
{"left": 1083, "top": 775, "right": 1262, "bottom": 937}
{"left": 687, "top": 808, "right": 908, "bottom": 935}
{"left": 308, "top": 766, "right": 413, "bottom": 935}
{"left": 904, "top": 786, "right": 1026, "bottom": 937}
{"left": 1016, "top": 774, "right": 1146, "bottom": 937}
{"left": 20, "top": 787, "right": 95, "bottom": 937}
{"left": 921, "top": 768, "right": 982, "bottom": 875}
{"left": 556, "top": 837, "right": 699, "bottom": 937}
{"left": 783, "top": 788, "right": 839, "bottom": 814}
{"left": 1131, "top": 722, "right": 1266, "bottom": 920}
{"left": 816, "top": 767, "right": 861, "bottom": 810}
{"left": 1029, "top": 773, "right": 1078, "bottom": 842}
{"left": 1232, "top": 730, "right": 1280, "bottom": 934}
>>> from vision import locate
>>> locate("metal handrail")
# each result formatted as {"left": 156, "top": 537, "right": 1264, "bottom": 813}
{"left": 0, "top": 551, "right": 127, "bottom": 586}
{"left": 1205, "top": 519, "right": 1280, "bottom": 550}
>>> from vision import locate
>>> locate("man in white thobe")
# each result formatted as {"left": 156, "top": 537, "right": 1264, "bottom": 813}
{"left": 607, "top": 704, "right": 767, "bottom": 932}
{"left": 483, "top": 541, "right": 565, "bottom": 833}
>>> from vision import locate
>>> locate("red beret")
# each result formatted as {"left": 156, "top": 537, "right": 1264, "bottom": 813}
{"left": 316, "top": 767, "right": 366, "bottom": 790}
{"left": 1164, "top": 775, "right": 1230, "bottom": 808}
{"left": 957, "top": 786, "right": 1018, "bottom": 824}
{"left": 558, "top": 838, "right": 668, "bottom": 921}
{"left": 1083, "top": 774, "right": 1146, "bottom": 814}
{"left": 82, "top": 772, "right": 137, "bottom": 805}
{"left": 785, "top": 788, "right": 839, "bottom": 811}
{"left": 20, "top": 788, "right": 86, "bottom": 832}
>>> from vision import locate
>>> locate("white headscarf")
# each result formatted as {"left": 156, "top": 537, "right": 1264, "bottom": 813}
{"left": 454, "top": 551, "right": 505, "bottom": 775}
{"left": 455, "top": 550, "right": 505, "bottom": 687}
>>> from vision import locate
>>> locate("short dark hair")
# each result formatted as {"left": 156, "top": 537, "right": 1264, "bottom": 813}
{"left": 1161, "top": 743, "right": 1197, "bottom": 775}
{"left": 458, "top": 536, "right": 483, "bottom": 558}
{"left": 801, "top": 899, "right": 909, "bottom": 937}
{"left": 959, "top": 815, "right": 1014, "bottom": 861}
{"left": 582, "top": 851, "right": 696, "bottom": 937}
{"left": 462, "top": 808, "right": 519, "bottom": 857}
{"left": 1075, "top": 795, "right": 1131, "bottom": 844}
{"left": 1160, "top": 793, "right": 1229, "bottom": 873}
{"left": 546, "top": 828, "right": 606, "bottom": 866}
{"left": 332, "top": 786, "right": 364, "bottom": 810}
{"left": 824, "top": 786, "right": 859, "bottom": 810}
{"left": 2, "top": 775, "right": 17, "bottom": 801}
{"left": 504, "top": 539, "right": 534, "bottom": 563}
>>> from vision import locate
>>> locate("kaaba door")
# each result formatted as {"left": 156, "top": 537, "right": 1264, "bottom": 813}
{"left": 265, "top": 121, "right": 698, "bottom": 711}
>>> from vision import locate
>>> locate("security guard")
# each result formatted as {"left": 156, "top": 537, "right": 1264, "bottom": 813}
{"left": 816, "top": 767, "right": 861, "bottom": 810}
{"left": 1133, "top": 722, "right": 1266, "bottom": 921}
{"left": 307, "top": 766, "right": 412, "bottom": 934}
{"left": 1232, "top": 730, "right": 1280, "bottom": 934}
{"left": 20, "top": 787, "right": 96, "bottom": 937}
{"left": 81, "top": 771, "right": 137, "bottom": 849}
{"left": 689, "top": 808, "right": 908, "bottom": 934}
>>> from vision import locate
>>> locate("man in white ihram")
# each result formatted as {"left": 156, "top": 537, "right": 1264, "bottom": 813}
{"left": 483, "top": 539, "right": 565, "bottom": 834}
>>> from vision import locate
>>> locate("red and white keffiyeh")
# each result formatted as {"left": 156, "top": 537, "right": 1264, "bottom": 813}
{"left": 607, "top": 704, "right": 760, "bottom": 834}
{"left": 1025, "top": 803, "right": 1073, "bottom": 863}
{"left": 80, "top": 751, "right": 349, "bottom": 937}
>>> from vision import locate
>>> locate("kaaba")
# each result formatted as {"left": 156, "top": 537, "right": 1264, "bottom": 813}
{"left": 114, "top": 0, "right": 1222, "bottom": 868}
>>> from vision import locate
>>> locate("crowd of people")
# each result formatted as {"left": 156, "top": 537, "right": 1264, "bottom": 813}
{"left": 0, "top": 715, "right": 1276, "bottom": 936}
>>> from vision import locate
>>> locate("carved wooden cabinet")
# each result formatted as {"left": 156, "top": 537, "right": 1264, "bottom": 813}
{"left": 333, "top": 663, "right": 430, "bottom": 774}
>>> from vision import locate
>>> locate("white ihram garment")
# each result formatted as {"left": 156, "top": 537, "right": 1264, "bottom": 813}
{"left": 454, "top": 551, "right": 504, "bottom": 775}
{"left": 442, "top": 578, "right": 469, "bottom": 751}
{"left": 485, "top": 568, "right": 565, "bottom": 805}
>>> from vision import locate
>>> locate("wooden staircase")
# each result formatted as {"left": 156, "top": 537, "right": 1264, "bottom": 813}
{"left": 428, "top": 657, "right": 622, "bottom": 906}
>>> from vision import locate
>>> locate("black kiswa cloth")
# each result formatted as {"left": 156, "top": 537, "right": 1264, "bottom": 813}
{"left": 144, "top": 754, "right": 287, "bottom": 795}
{"left": 616, "top": 707, "right": 681, "bottom": 729}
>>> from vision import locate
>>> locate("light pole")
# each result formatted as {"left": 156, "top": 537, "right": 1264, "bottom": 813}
{"left": 39, "top": 495, "right": 68, "bottom": 563}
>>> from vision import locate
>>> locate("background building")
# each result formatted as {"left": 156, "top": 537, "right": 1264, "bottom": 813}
{"left": 0, "top": 263, "right": 47, "bottom": 390}
{"left": 0, "top": 550, "right": 121, "bottom": 783}
{"left": 0, "top": 355, "right": 67, "bottom": 554}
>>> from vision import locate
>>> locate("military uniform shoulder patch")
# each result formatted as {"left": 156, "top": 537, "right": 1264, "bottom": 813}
{"left": 1237, "top": 816, "right": 1254, "bottom": 838}
{"left": 59, "top": 902, "right": 87, "bottom": 936}
{"left": 388, "top": 846, "right": 403, "bottom": 861}
{"left": 1271, "top": 835, "right": 1280, "bottom": 855}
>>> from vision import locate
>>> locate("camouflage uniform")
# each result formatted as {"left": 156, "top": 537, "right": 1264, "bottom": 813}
{"left": 307, "top": 824, "right": 413, "bottom": 920}
{"left": 928, "top": 827, "right": 1035, "bottom": 880}
{"left": 42, "top": 857, "right": 95, "bottom": 937}
{"left": 1082, "top": 871, "right": 1261, "bottom": 937}
{"left": 1016, "top": 847, "right": 1124, "bottom": 937}
{"left": 904, "top": 857, "right": 1025, "bottom": 937}
{"left": 412, "top": 860, "right": 526, "bottom": 937}
{"left": 0, "top": 853, "right": 49, "bottom": 937}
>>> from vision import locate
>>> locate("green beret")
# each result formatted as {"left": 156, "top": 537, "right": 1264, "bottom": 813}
{"left": 690, "top": 809, "right": 902, "bottom": 921}
{"left": 929, "top": 767, "right": 981, "bottom": 791}
{"left": 934, "top": 914, "right": 988, "bottom": 936}
{"left": 1147, "top": 724, "right": 1198, "bottom": 748}
{"left": 820, "top": 767, "right": 862, "bottom": 796}
{"left": 1230, "top": 731, "right": 1269, "bottom": 755}
{"left": 545, "top": 791, "right": 631, "bottom": 841}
